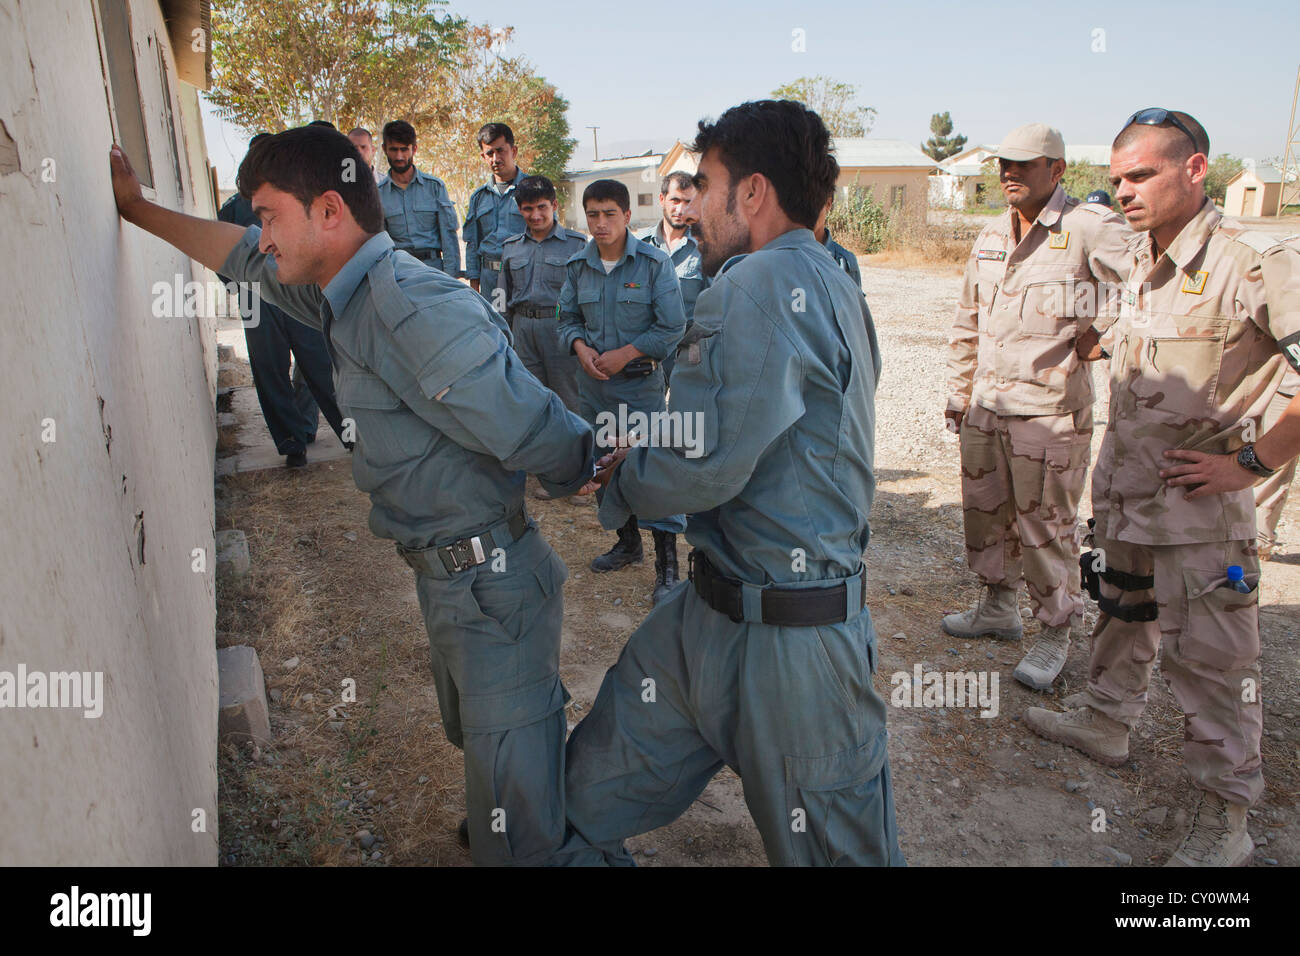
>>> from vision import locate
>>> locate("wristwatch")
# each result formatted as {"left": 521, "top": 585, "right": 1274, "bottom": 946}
{"left": 1237, "top": 444, "right": 1276, "bottom": 478}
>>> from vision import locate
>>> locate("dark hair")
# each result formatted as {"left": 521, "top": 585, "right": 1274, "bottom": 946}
{"left": 308, "top": 119, "right": 336, "bottom": 129}
{"left": 660, "top": 170, "right": 695, "bottom": 196}
{"left": 691, "top": 99, "right": 838, "bottom": 229}
{"left": 237, "top": 125, "right": 385, "bottom": 234}
{"left": 1113, "top": 110, "right": 1209, "bottom": 162}
{"left": 248, "top": 132, "right": 272, "bottom": 148}
{"left": 516, "top": 175, "right": 557, "bottom": 205}
{"left": 382, "top": 120, "right": 416, "bottom": 146}
{"left": 478, "top": 123, "right": 515, "bottom": 148}
{"left": 347, "top": 127, "right": 372, "bottom": 141}
{"left": 582, "top": 179, "right": 630, "bottom": 213}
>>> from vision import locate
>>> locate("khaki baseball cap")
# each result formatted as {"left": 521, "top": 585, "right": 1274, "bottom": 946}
{"left": 995, "top": 123, "right": 1065, "bottom": 161}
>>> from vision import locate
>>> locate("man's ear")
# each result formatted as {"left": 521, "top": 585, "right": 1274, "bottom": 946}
{"left": 1050, "top": 158, "right": 1066, "bottom": 183}
{"left": 316, "top": 190, "right": 348, "bottom": 229}
{"left": 1186, "top": 152, "right": 1208, "bottom": 187}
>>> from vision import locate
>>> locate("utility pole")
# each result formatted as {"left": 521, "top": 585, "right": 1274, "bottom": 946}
{"left": 587, "top": 126, "right": 600, "bottom": 162}
{"left": 1277, "top": 63, "right": 1300, "bottom": 215}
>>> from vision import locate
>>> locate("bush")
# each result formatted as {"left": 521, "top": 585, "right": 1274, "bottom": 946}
{"left": 829, "top": 186, "right": 969, "bottom": 264}
{"left": 827, "top": 187, "right": 893, "bottom": 254}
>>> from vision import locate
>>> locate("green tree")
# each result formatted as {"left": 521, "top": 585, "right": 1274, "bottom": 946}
{"left": 208, "top": 0, "right": 467, "bottom": 132}
{"left": 827, "top": 187, "right": 892, "bottom": 253}
{"left": 1204, "top": 154, "right": 1245, "bottom": 204}
{"left": 208, "top": 2, "right": 575, "bottom": 209}
{"left": 922, "top": 112, "right": 967, "bottom": 161}
{"left": 771, "top": 76, "right": 876, "bottom": 137}
{"left": 1061, "top": 161, "right": 1113, "bottom": 203}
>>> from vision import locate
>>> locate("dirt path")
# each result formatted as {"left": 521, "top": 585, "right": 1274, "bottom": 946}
{"left": 215, "top": 262, "right": 1299, "bottom": 867}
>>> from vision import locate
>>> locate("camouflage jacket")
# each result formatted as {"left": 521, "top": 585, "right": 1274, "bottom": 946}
{"left": 947, "top": 185, "right": 1135, "bottom": 416}
{"left": 1097, "top": 198, "right": 1300, "bottom": 546}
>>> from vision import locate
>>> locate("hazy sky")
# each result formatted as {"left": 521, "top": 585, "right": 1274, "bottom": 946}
{"left": 202, "top": 0, "right": 1298, "bottom": 186}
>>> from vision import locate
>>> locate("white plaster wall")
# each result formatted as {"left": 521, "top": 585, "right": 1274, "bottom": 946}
{"left": 0, "top": 0, "right": 218, "bottom": 864}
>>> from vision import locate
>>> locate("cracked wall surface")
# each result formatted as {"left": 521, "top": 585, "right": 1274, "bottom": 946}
{"left": 0, "top": 0, "right": 220, "bottom": 865}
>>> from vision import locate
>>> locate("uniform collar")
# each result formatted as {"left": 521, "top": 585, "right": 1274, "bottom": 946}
{"left": 486, "top": 167, "right": 525, "bottom": 192}
{"left": 1153, "top": 197, "right": 1221, "bottom": 273}
{"left": 525, "top": 219, "right": 564, "bottom": 243}
{"left": 322, "top": 232, "right": 394, "bottom": 319}
{"left": 1035, "top": 185, "right": 1068, "bottom": 229}
{"left": 717, "top": 227, "right": 818, "bottom": 275}
{"left": 378, "top": 167, "right": 432, "bottom": 190}
{"left": 649, "top": 221, "right": 696, "bottom": 250}
{"left": 583, "top": 227, "right": 640, "bottom": 267}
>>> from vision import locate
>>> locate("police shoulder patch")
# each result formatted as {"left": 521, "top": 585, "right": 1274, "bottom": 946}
{"left": 1049, "top": 231, "right": 1070, "bottom": 250}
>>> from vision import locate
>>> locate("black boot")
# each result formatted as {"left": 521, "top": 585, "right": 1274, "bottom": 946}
{"left": 651, "top": 531, "right": 679, "bottom": 605}
{"left": 591, "top": 516, "right": 643, "bottom": 572}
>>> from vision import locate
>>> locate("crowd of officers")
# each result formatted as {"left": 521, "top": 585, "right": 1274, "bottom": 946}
{"left": 140, "top": 100, "right": 1300, "bottom": 869}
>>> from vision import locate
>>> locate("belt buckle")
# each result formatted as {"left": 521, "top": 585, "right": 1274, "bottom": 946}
{"left": 446, "top": 535, "right": 487, "bottom": 573}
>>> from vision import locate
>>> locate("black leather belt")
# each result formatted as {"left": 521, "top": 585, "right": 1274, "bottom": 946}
{"left": 397, "top": 510, "right": 529, "bottom": 577}
{"left": 411, "top": 248, "right": 442, "bottom": 262}
{"left": 482, "top": 255, "right": 503, "bottom": 272}
{"left": 515, "top": 306, "right": 557, "bottom": 319}
{"left": 688, "top": 549, "right": 865, "bottom": 626}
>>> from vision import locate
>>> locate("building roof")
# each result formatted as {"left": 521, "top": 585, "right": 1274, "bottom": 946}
{"left": 564, "top": 151, "right": 663, "bottom": 180}
{"left": 833, "top": 138, "right": 938, "bottom": 169}
{"left": 1228, "top": 164, "right": 1287, "bottom": 185}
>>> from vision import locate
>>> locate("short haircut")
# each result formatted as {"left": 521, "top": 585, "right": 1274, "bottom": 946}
{"left": 237, "top": 124, "right": 385, "bottom": 234}
{"left": 382, "top": 120, "right": 416, "bottom": 146}
{"left": 1113, "top": 110, "right": 1209, "bottom": 162}
{"left": 308, "top": 119, "right": 336, "bottom": 129}
{"left": 660, "top": 170, "right": 695, "bottom": 196}
{"left": 582, "top": 179, "right": 630, "bottom": 213}
{"left": 516, "top": 175, "right": 557, "bottom": 205}
{"left": 478, "top": 123, "right": 515, "bottom": 148}
{"left": 248, "top": 132, "right": 272, "bottom": 148}
{"left": 691, "top": 99, "right": 839, "bottom": 229}
{"left": 347, "top": 127, "right": 372, "bottom": 141}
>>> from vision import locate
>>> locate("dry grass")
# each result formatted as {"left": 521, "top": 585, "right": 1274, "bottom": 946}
{"left": 215, "top": 464, "right": 467, "bottom": 866}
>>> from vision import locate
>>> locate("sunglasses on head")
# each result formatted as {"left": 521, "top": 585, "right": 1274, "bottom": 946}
{"left": 1121, "top": 108, "right": 1201, "bottom": 153}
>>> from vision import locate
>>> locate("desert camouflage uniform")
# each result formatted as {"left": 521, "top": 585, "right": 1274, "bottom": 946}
{"left": 1255, "top": 368, "right": 1299, "bottom": 551}
{"left": 948, "top": 185, "right": 1133, "bottom": 625}
{"left": 1080, "top": 199, "right": 1300, "bottom": 806}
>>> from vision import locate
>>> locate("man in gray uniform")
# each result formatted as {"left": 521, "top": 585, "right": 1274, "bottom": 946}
{"left": 638, "top": 170, "right": 711, "bottom": 387}
{"left": 815, "top": 195, "right": 863, "bottom": 290}
{"left": 109, "top": 126, "right": 593, "bottom": 867}
{"left": 555, "top": 101, "right": 902, "bottom": 867}
{"left": 558, "top": 180, "right": 688, "bottom": 604}
{"left": 464, "top": 123, "right": 528, "bottom": 317}
{"left": 377, "top": 120, "right": 460, "bottom": 276}
{"left": 502, "top": 175, "right": 586, "bottom": 415}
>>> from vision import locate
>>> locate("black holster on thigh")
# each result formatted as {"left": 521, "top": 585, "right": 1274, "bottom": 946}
{"left": 1079, "top": 545, "right": 1158, "bottom": 623}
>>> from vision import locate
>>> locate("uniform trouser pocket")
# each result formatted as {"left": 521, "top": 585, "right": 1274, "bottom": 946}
{"left": 1171, "top": 560, "right": 1261, "bottom": 671}
{"left": 783, "top": 729, "right": 903, "bottom": 866}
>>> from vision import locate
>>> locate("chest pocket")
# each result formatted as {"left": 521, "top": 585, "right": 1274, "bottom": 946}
{"left": 411, "top": 192, "right": 441, "bottom": 236}
{"left": 1018, "top": 269, "right": 1090, "bottom": 337}
{"left": 615, "top": 285, "right": 653, "bottom": 333}
{"left": 542, "top": 255, "right": 569, "bottom": 286}
{"left": 337, "top": 371, "right": 434, "bottom": 469}
{"left": 576, "top": 286, "right": 602, "bottom": 328}
{"left": 1136, "top": 317, "right": 1230, "bottom": 416}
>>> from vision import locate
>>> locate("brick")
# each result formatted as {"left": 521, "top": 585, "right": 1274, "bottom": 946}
{"left": 217, "top": 645, "right": 271, "bottom": 743}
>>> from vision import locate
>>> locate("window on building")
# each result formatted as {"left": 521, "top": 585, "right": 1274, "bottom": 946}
{"left": 637, "top": 193, "right": 653, "bottom": 206}
{"left": 890, "top": 185, "right": 906, "bottom": 209}
{"left": 95, "top": 0, "right": 154, "bottom": 189}
{"left": 156, "top": 42, "right": 184, "bottom": 202}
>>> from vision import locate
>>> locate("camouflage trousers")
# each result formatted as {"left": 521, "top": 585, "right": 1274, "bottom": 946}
{"left": 1081, "top": 485, "right": 1263, "bottom": 806}
{"left": 959, "top": 403, "right": 1092, "bottom": 626}
{"left": 1255, "top": 386, "right": 1298, "bottom": 550}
